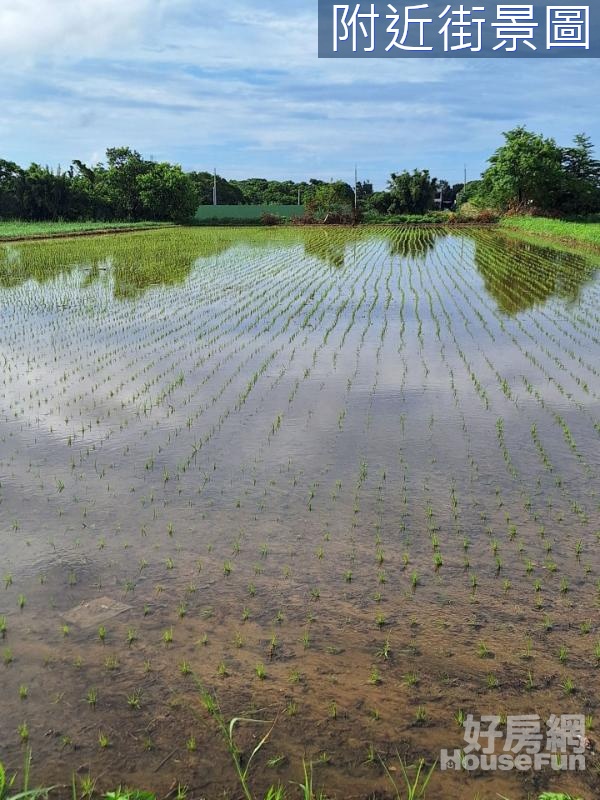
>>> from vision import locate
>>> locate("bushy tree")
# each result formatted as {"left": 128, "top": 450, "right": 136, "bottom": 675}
{"left": 476, "top": 127, "right": 563, "bottom": 211}
{"left": 388, "top": 169, "right": 437, "bottom": 214}
{"left": 356, "top": 180, "right": 373, "bottom": 201}
{"left": 307, "top": 181, "right": 355, "bottom": 220}
{"left": 559, "top": 134, "right": 600, "bottom": 214}
{"left": 102, "top": 147, "right": 152, "bottom": 220}
{"left": 137, "top": 163, "right": 197, "bottom": 221}
{"left": 474, "top": 127, "right": 600, "bottom": 214}
{"left": 0, "top": 160, "right": 25, "bottom": 218}
{"left": 455, "top": 180, "right": 482, "bottom": 208}
{"left": 364, "top": 190, "right": 392, "bottom": 215}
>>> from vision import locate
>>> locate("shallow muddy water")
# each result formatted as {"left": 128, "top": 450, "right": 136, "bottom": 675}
{"left": 0, "top": 226, "right": 599, "bottom": 799}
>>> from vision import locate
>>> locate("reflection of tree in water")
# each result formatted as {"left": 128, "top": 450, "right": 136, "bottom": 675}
{"left": 0, "top": 231, "right": 236, "bottom": 297}
{"left": 387, "top": 227, "right": 439, "bottom": 260}
{"left": 469, "top": 231, "right": 598, "bottom": 314}
{"left": 302, "top": 229, "right": 348, "bottom": 269}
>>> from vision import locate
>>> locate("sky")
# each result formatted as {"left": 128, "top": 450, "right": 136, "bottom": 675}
{"left": 0, "top": 0, "right": 599, "bottom": 189}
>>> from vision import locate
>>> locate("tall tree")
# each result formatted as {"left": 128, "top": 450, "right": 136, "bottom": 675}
{"left": 137, "top": 163, "right": 197, "bottom": 221}
{"left": 388, "top": 169, "right": 437, "bottom": 214}
{"left": 103, "top": 147, "right": 152, "bottom": 220}
{"left": 477, "top": 127, "right": 564, "bottom": 211}
{"left": 560, "top": 133, "right": 600, "bottom": 214}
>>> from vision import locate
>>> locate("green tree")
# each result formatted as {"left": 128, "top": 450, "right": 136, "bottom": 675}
{"left": 559, "top": 133, "right": 600, "bottom": 214}
{"left": 476, "top": 127, "right": 565, "bottom": 211}
{"left": 0, "top": 160, "right": 25, "bottom": 218}
{"left": 356, "top": 180, "right": 373, "bottom": 201}
{"left": 189, "top": 172, "right": 245, "bottom": 206}
{"left": 363, "top": 190, "right": 392, "bottom": 215}
{"left": 387, "top": 169, "right": 437, "bottom": 214}
{"left": 307, "top": 181, "right": 354, "bottom": 221}
{"left": 137, "top": 163, "right": 197, "bottom": 221}
{"left": 455, "top": 180, "right": 482, "bottom": 208}
{"left": 102, "top": 147, "right": 152, "bottom": 220}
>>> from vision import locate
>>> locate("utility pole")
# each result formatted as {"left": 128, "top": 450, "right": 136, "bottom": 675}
{"left": 213, "top": 168, "right": 217, "bottom": 206}
{"left": 464, "top": 164, "right": 467, "bottom": 191}
{"left": 298, "top": 187, "right": 301, "bottom": 206}
{"left": 354, "top": 164, "right": 358, "bottom": 210}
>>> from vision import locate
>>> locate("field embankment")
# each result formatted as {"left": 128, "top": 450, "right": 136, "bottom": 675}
{"left": 500, "top": 215, "right": 600, "bottom": 253}
{"left": 0, "top": 220, "right": 175, "bottom": 241}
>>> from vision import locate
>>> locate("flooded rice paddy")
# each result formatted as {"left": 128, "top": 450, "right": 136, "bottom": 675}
{"left": 0, "top": 226, "right": 599, "bottom": 799}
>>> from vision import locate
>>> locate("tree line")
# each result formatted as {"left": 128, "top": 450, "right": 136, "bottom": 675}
{"left": 0, "top": 146, "right": 461, "bottom": 223}
{"left": 1, "top": 129, "right": 598, "bottom": 223}
{"left": 465, "top": 128, "right": 600, "bottom": 216}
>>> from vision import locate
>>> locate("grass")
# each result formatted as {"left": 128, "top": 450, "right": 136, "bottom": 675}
{"left": 378, "top": 753, "right": 436, "bottom": 800}
{"left": 0, "top": 221, "right": 173, "bottom": 241}
{"left": 0, "top": 749, "right": 57, "bottom": 800}
{"left": 500, "top": 215, "right": 600, "bottom": 252}
{"left": 0, "top": 750, "right": 586, "bottom": 800}
{"left": 194, "top": 204, "right": 305, "bottom": 224}
{"left": 197, "top": 685, "right": 277, "bottom": 800}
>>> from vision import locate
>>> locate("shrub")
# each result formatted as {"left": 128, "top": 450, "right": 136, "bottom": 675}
{"left": 260, "top": 213, "right": 282, "bottom": 226}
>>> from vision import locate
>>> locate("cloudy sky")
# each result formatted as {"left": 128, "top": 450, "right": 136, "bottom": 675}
{"left": 1, "top": 0, "right": 598, "bottom": 188}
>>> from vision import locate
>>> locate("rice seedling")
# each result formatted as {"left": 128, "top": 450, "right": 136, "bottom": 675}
{"left": 86, "top": 688, "right": 98, "bottom": 708}
{"left": 98, "top": 732, "right": 110, "bottom": 749}
{"left": 524, "top": 670, "right": 535, "bottom": 691}
{"left": 477, "top": 642, "right": 490, "bottom": 659}
{"left": 404, "top": 672, "right": 419, "bottom": 687}
{"left": 2, "top": 226, "right": 599, "bottom": 798}
{"left": 217, "top": 661, "right": 229, "bottom": 677}
{"left": 561, "top": 677, "right": 575, "bottom": 695}
{"left": 376, "top": 637, "right": 391, "bottom": 660}
{"left": 414, "top": 706, "right": 427, "bottom": 725}
{"left": 127, "top": 689, "right": 142, "bottom": 709}
{"left": 486, "top": 673, "right": 499, "bottom": 690}
{"left": 368, "top": 667, "right": 382, "bottom": 685}
{"left": 104, "top": 655, "right": 119, "bottom": 671}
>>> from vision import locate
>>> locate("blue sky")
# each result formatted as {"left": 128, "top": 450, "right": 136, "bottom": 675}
{"left": 0, "top": 0, "right": 598, "bottom": 189}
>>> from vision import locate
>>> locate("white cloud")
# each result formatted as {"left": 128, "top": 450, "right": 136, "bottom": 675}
{"left": 0, "top": 0, "right": 166, "bottom": 64}
{"left": 0, "top": 1, "right": 597, "bottom": 186}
